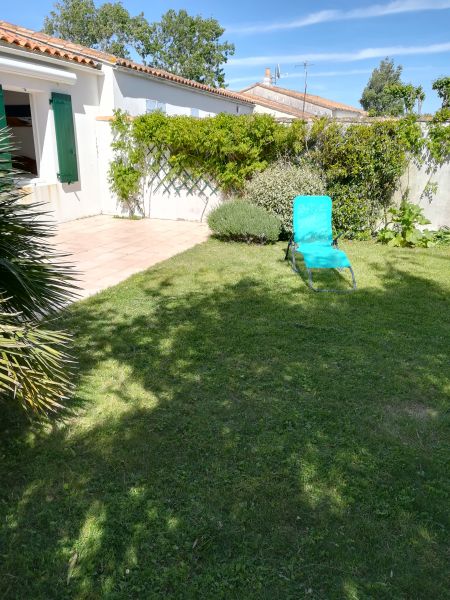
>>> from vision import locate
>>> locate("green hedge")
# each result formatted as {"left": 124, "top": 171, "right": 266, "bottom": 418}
{"left": 207, "top": 200, "right": 281, "bottom": 243}
{"left": 109, "top": 111, "right": 447, "bottom": 235}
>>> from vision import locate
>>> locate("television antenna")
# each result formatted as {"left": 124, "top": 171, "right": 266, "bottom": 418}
{"left": 295, "top": 61, "right": 314, "bottom": 117}
{"left": 272, "top": 64, "right": 281, "bottom": 85}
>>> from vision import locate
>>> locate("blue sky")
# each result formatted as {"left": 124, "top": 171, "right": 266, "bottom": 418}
{"left": 2, "top": 0, "right": 450, "bottom": 112}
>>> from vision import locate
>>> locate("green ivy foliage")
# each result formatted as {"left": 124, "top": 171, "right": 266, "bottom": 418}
{"left": 109, "top": 110, "right": 446, "bottom": 234}
{"left": 110, "top": 110, "right": 307, "bottom": 200}
{"left": 427, "top": 108, "right": 450, "bottom": 166}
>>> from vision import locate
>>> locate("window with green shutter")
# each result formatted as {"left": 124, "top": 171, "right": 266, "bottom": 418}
{"left": 0, "top": 84, "right": 12, "bottom": 171}
{"left": 51, "top": 92, "right": 78, "bottom": 184}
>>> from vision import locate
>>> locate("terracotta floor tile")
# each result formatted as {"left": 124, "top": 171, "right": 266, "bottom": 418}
{"left": 54, "top": 216, "right": 209, "bottom": 299}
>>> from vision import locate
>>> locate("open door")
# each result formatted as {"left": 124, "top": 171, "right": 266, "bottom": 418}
{"left": 0, "top": 84, "right": 12, "bottom": 171}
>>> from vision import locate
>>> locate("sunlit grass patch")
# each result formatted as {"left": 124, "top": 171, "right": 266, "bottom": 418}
{"left": 1, "top": 239, "right": 449, "bottom": 599}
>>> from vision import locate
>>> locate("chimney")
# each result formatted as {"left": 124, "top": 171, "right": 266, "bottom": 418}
{"left": 263, "top": 67, "right": 271, "bottom": 85}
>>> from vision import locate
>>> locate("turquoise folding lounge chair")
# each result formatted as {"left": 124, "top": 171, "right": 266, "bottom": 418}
{"left": 285, "top": 195, "right": 357, "bottom": 292}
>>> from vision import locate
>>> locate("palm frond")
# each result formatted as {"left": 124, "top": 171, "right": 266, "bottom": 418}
{"left": 0, "top": 128, "right": 79, "bottom": 318}
{"left": 0, "top": 127, "right": 76, "bottom": 413}
{"left": 0, "top": 306, "right": 73, "bottom": 413}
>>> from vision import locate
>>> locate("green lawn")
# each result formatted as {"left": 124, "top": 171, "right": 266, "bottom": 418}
{"left": 1, "top": 239, "right": 449, "bottom": 599}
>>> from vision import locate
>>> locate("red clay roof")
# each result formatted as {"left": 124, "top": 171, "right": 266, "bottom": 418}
{"left": 248, "top": 95, "right": 316, "bottom": 120}
{"left": 241, "top": 83, "right": 365, "bottom": 114}
{"left": 0, "top": 20, "right": 254, "bottom": 105}
{"left": 0, "top": 21, "right": 104, "bottom": 66}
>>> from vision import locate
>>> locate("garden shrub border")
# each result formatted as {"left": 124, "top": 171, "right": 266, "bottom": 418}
{"left": 109, "top": 110, "right": 449, "bottom": 235}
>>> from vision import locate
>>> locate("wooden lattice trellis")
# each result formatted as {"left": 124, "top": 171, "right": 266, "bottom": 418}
{"left": 146, "top": 149, "right": 220, "bottom": 199}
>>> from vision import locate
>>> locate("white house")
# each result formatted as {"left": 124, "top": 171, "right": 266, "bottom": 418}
{"left": 241, "top": 68, "right": 365, "bottom": 120}
{"left": 0, "top": 21, "right": 254, "bottom": 223}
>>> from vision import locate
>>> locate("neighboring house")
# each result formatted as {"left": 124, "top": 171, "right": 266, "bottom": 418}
{"left": 241, "top": 68, "right": 365, "bottom": 120}
{"left": 0, "top": 21, "right": 254, "bottom": 222}
{"left": 243, "top": 94, "right": 316, "bottom": 121}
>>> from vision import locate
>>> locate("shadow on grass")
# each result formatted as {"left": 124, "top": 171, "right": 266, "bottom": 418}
{"left": 0, "top": 244, "right": 449, "bottom": 599}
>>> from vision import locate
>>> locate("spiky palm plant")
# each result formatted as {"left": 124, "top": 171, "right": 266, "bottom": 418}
{"left": 0, "top": 305, "right": 73, "bottom": 412}
{"left": 0, "top": 129, "right": 77, "bottom": 413}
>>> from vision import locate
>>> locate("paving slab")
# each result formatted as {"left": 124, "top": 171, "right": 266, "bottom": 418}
{"left": 53, "top": 215, "right": 210, "bottom": 298}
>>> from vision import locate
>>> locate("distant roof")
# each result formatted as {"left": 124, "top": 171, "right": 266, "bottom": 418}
{"left": 248, "top": 95, "right": 316, "bottom": 120}
{"left": 241, "top": 82, "right": 364, "bottom": 114}
{"left": 0, "top": 21, "right": 254, "bottom": 105}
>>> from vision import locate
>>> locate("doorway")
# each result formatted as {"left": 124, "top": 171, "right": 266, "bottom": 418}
{"left": 3, "top": 90, "right": 38, "bottom": 176}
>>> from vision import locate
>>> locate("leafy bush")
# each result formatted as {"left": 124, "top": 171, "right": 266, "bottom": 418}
{"left": 109, "top": 161, "right": 143, "bottom": 217}
{"left": 432, "top": 226, "right": 450, "bottom": 246}
{"left": 109, "top": 111, "right": 449, "bottom": 236}
{"left": 326, "top": 183, "right": 373, "bottom": 237}
{"left": 243, "top": 160, "right": 325, "bottom": 234}
{"left": 0, "top": 129, "right": 76, "bottom": 413}
{"left": 207, "top": 200, "right": 281, "bottom": 243}
{"left": 309, "top": 118, "right": 423, "bottom": 233}
{"left": 377, "top": 201, "right": 433, "bottom": 248}
{"left": 110, "top": 111, "right": 309, "bottom": 201}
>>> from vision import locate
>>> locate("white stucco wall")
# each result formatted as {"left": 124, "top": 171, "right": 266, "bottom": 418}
{"left": 333, "top": 108, "right": 364, "bottom": 119}
{"left": 0, "top": 50, "right": 104, "bottom": 222}
{"left": 96, "top": 66, "right": 252, "bottom": 221}
{"left": 245, "top": 86, "right": 363, "bottom": 119}
{"left": 394, "top": 160, "right": 450, "bottom": 229}
{"left": 111, "top": 68, "right": 253, "bottom": 117}
{"left": 98, "top": 119, "right": 223, "bottom": 222}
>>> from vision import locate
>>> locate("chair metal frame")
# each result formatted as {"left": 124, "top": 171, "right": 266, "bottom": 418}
{"left": 285, "top": 236, "right": 357, "bottom": 293}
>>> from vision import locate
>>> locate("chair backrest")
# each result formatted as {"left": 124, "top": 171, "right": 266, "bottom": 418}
{"left": 293, "top": 195, "right": 333, "bottom": 245}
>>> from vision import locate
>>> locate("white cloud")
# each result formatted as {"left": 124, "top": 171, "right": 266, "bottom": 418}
{"left": 226, "top": 65, "right": 436, "bottom": 88}
{"left": 228, "top": 42, "right": 450, "bottom": 67}
{"left": 287, "top": 68, "right": 374, "bottom": 79}
{"left": 227, "top": 1, "right": 450, "bottom": 34}
{"left": 226, "top": 69, "right": 373, "bottom": 86}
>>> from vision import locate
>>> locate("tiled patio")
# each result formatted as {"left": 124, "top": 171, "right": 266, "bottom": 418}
{"left": 54, "top": 215, "right": 210, "bottom": 298}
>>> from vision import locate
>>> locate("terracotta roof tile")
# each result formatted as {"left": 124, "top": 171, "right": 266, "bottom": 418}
{"left": 0, "top": 20, "right": 254, "bottom": 104}
{"left": 0, "top": 21, "right": 101, "bottom": 66}
{"left": 241, "top": 83, "right": 365, "bottom": 114}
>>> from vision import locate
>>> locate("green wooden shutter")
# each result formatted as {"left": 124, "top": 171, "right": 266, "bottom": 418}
{"left": 51, "top": 92, "right": 78, "bottom": 184}
{"left": 0, "top": 85, "right": 12, "bottom": 171}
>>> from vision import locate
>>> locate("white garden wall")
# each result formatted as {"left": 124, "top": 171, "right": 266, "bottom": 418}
{"left": 395, "top": 160, "right": 450, "bottom": 229}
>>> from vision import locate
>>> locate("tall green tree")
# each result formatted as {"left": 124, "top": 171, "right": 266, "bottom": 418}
{"left": 43, "top": 0, "right": 149, "bottom": 58}
{"left": 135, "top": 9, "right": 235, "bottom": 88}
{"left": 432, "top": 77, "right": 450, "bottom": 108}
{"left": 386, "top": 83, "right": 425, "bottom": 114}
{"left": 43, "top": 3, "right": 234, "bottom": 87}
{"left": 360, "top": 58, "right": 404, "bottom": 116}
{"left": 43, "top": 0, "right": 97, "bottom": 48}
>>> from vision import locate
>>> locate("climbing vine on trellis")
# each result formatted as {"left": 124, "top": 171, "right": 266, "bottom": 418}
{"left": 146, "top": 148, "right": 220, "bottom": 198}
{"left": 108, "top": 109, "right": 449, "bottom": 229}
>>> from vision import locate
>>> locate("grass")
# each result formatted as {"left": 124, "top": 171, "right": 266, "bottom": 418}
{"left": 1, "top": 239, "right": 449, "bottom": 599}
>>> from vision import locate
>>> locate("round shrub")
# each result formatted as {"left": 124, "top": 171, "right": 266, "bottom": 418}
{"left": 243, "top": 159, "right": 325, "bottom": 233}
{"left": 207, "top": 200, "right": 281, "bottom": 243}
